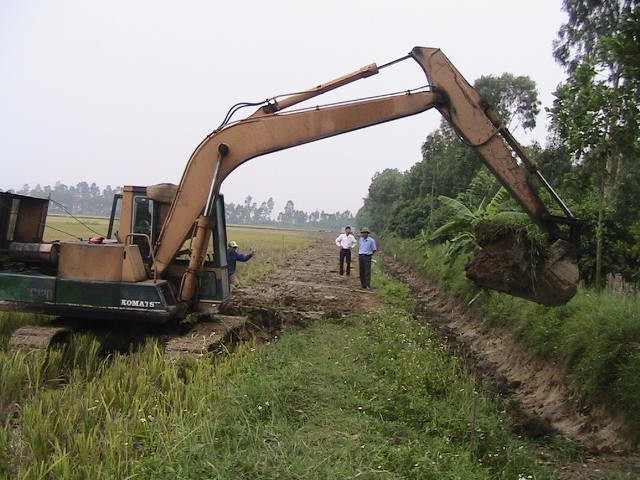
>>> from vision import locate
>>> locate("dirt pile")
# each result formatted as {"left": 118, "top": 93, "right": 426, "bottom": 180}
{"left": 466, "top": 223, "right": 579, "bottom": 306}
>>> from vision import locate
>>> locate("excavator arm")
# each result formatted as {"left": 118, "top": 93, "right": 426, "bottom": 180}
{"left": 154, "top": 47, "right": 578, "bottom": 306}
{"left": 153, "top": 89, "right": 440, "bottom": 274}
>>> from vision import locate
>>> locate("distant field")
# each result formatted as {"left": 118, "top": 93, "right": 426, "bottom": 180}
{"left": 42, "top": 216, "right": 318, "bottom": 283}
{"left": 226, "top": 225, "right": 317, "bottom": 283}
{"left": 44, "top": 215, "right": 110, "bottom": 242}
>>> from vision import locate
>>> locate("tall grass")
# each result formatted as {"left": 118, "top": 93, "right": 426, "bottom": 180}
{"left": 382, "top": 234, "right": 640, "bottom": 431}
{"left": 1, "top": 335, "right": 262, "bottom": 478}
{"left": 132, "top": 311, "right": 557, "bottom": 479}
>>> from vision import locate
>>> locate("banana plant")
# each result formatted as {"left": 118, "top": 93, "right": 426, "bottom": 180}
{"left": 429, "top": 187, "right": 530, "bottom": 264}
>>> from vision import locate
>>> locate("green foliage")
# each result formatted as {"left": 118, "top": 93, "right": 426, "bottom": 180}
{"left": 384, "top": 235, "right": 640, "bottom": 432}
{"left": 388, "top": 196, "right": 433, "bottom": 238}
{"left": 356, "top": 168, "right": 405, "bottom": 233}
{"left": 429, "top": 186, "right": 532, "bottom": 266}
{"left": 474, "top": 73, "right": 541, "bottom": 131}
{"left": 550, "top": 0, "right": 640, "bottom": 287}
{"left": 374, "top": 262, "right": 415, "bottom": 310}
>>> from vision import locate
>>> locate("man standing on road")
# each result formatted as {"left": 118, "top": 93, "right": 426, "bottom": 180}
{"left": 227, "top": 241, "right": 254, "bottom": 286}
{"left": 335, "top": 225, "right": 357, "bottom": 275}
{"left": 358, "top": 227, "right": 377, "bottom": 289}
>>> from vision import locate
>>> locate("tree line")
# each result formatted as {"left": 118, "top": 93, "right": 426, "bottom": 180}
{"left": 225, "top": 196, "right": 354, "bottom": 229}
{"left": 7, "top": 183, "right": 354, "bottom": 230}
{"left": 356, "top": 0, "right": 640, "bottom": 288}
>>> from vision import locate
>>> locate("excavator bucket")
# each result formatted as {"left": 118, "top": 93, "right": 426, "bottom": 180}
{"left": 465, "top": 223, "right": 579, "bottom": 306}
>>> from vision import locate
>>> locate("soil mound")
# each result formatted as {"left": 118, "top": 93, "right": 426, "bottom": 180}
{"left": 466, "top": 223, "right": 578, "bottom": 306}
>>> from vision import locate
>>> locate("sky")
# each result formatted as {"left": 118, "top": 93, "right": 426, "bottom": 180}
{"left": 0, "top": 0, "right": 568, "bottom": 215}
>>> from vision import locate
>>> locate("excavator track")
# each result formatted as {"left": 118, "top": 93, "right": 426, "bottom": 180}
{"left": 9, "top": 325, "right": 72, "bottom": 349}
{"left": 164, "top": 314, "right": 249, "bottom": 357}
{"left": 9, "top": 315, "right": 253, "bottom": 356}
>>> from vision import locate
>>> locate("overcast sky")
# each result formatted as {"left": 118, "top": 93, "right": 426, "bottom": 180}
{"left": 0, "top": 1, "right": 568, "bottom": 215}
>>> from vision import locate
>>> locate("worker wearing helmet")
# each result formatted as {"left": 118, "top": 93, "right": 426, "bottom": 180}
{"left": 227, "top": 241, "right": 254, "bottom": 285}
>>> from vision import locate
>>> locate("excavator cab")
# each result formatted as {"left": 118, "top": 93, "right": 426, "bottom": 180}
{"left": 107, "top": 187, "right": 156, "bottom": 260}
{"left": 105, "top": 184, "right": 232, "bottom": 312}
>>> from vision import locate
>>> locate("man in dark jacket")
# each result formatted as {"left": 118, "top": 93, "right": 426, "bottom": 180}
{"left": 227, "top": 240, "right": 254, "bottom": 285}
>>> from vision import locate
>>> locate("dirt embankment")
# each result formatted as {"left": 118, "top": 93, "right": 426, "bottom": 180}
{"left": 379, "top": 253, "right": 640, "bottom": 474}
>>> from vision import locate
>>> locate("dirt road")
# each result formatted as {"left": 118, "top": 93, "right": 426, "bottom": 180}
{"left": 221, "top": 235, "right": 380, "bottom": 325}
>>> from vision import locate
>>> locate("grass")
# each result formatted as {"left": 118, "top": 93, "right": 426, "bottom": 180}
{"left": 134, "top": 311, "right": 561, "bottom": 479}
{"left": 381, "top": 234, "right": 640, "bottom": 433}
{"left": 226, "top": 225, "right": 316, "bottom": 283}
{"left": 44, "top": 215, "right": 109, "bottom": 242}
{"left": 0, "top": 225, "right": 585, "bottom": 478}
{"left": 0, "top": 286, "right": 564, "bottom": 479}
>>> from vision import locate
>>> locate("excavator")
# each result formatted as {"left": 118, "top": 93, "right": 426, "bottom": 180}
{"left": 0, "top": 47, "right": 579, "bottom": 350}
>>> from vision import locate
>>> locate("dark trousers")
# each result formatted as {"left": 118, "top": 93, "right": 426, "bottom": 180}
{"left": 359, "top": 254, "right": 372, "bottom": 288}
{"left": 339, "top": 248, "right": 351, "bottom": 275}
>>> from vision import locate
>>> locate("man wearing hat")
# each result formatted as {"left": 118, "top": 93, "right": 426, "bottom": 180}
{"left": 227, "top": 240, "right": 254, "bottom": 285}
{"left": 358, "top": 228, "right": 377, "bottom": 289}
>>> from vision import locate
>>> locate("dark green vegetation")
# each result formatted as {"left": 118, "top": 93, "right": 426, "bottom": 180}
{"left": 357, "top": 0, "right": 640, "bottom": 288}
{"left": 1, "top": 268, "right": 584, "bottom": 479}
{"left": 383, "top": 234, "right": 640, "bottom": 434}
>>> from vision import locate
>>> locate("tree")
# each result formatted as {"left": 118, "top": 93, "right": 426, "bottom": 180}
{"left": 550, "top": 0, "right": 640, "bottom": 288}
{"left": 278, "top": 200, "right": 296, "bottom": 224}
{"left": 357, "top": 168, "right": 404, "bottom": 232}
{"left": 474, "top": 73, "right": 541, "bottom": 131}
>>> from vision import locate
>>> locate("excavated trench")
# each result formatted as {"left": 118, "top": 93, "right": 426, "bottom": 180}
{"left": 379, "top": 253, "right": 638, "bottom": 452}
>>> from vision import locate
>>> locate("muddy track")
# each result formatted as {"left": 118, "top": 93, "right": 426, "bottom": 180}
{"left": 220, "top": 235, "right": 380, "bottom": 325}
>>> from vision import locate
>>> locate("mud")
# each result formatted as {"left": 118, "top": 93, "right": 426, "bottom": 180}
{"left": 220, "top": 238, "right": 380, "bottom": 326}
{"left": 466, "top": 224, "right": 578, "bottom": 306}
